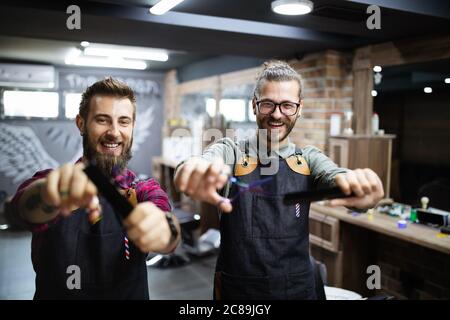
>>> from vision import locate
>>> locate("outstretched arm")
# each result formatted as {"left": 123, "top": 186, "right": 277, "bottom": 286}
{"left": 16, "top": 163, "right": 99, "bottom": 225}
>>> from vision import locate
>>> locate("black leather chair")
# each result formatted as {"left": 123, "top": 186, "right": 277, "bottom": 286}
{"left": 146, "top": 207, "right": 200, "bottom": 268}
{"left": 310, "top": 255, "right": 327, "bottom": 300}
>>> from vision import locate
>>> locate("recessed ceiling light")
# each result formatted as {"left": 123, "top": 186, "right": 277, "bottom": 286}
{"left": 424, "top": 87, "right": 432, "bottom": 93}
{"left": 69, "top": 57, "right": 147, "bottom": 70}
{"left": 64, "top": 48, "right": 82, "bottom": 65}
{"left": 371, "top": 90, "right": 378, "bottom": 97}
{"left": 373, "top": 66, "right": 382, "bottom": 72}
{"left": 149, "top": 0, "right": 185, "bottom": 15}
{"left": 80, "top": 41, "right": 90, "bottom": 47}
{"left": 84, "top": 44, "right": 168, "bottom": 61}
{"left": 271, "top": 0, "right": 313, "bottom": 15}
{"left": 65, "top": 48, "right": 147, "bottom": 70}
{"left": 445, "top": 78, "right": 450, "bottom": 84}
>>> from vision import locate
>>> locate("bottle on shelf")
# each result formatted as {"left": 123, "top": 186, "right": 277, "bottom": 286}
{"left": 372, "top": 113, "right": 379, "bottom": 135}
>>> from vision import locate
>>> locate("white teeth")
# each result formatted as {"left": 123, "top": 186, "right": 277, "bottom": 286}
{"left": 103, "top": 143, "right": 119, "bottom": 148}
{"left": 269, "top": 122, "right": 283, "bottom": 126}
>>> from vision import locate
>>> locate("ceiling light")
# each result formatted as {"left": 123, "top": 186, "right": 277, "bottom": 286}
{"left": 424, "top": 87, "right": 432, "bottom": 93}
{"left": 84, "top": 44, "right": 168, "bottom": 61}
{"left": 80, "top": 41, "right": 90, "bottom": 47}
{"left": 66, "top": 56, "right": 147, "bottom": 70}
{"left": 373, "top": 65, "right": 382, "bottom": 72}
{"left": 271, "top": 0, "right": 313, "bottom": 15}
{"left": 445, "top": 78, "right": 450, "bottom": 84}
{"left": 149, "top": 0, "right": 185, "bottom": 15}
{"left": 64, "top": 48, "right": 82, "bottom": 65}
{"left": 371, "top": 90, "right": 378, "bottom": 97}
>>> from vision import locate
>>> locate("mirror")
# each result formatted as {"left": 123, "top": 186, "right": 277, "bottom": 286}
{"left": 373, "top": 58, "right": 450, "bottom": 208}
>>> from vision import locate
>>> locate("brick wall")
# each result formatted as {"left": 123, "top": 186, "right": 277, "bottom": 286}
{"left": 163, "top": 69, "right": 179, "bottom": 120}
{"left": 164, "top": 50, "right": 354, "bottom": 156}
{"left": 290, "top": 50, "right": 353, "bottom": 153}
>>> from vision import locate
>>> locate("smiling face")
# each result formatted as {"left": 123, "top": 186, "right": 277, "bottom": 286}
{"left": 252, "top": 80, "right": 302, "bottom": 148}
{"left": 76, "top": 95, "right": 135, "bottom": 176}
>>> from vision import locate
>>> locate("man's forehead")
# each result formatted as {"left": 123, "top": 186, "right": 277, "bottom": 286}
{"left": 259, "top": 80, "right": 300, "bottom": 94}
{"left": 90, "top": 95, "right": 134, "bottom": 114}
{"left": 261, "top": 79, "right": 299, "bottom": 88}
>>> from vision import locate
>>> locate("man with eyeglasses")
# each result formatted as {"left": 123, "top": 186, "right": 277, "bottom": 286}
{"left": 174, "top": 60, "right": 384, "bottom": 300}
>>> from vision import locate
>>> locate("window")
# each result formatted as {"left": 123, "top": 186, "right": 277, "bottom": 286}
{"left": 205, "top": 98, "right": 248, "bottom": 122}
{"left": 65, "top": 93, "right": 82, "bottom": 119}
{"left": 3, "top": 90, "right": 59, "bottom": 118}
{"left": 206, "top": 98, "right": 216, "bottom": 117}
{"left": 220, "top": 99, "right": 246, "bottom": 122}
{"left": 248, "top": 100, "right": 256, "bottom": 122}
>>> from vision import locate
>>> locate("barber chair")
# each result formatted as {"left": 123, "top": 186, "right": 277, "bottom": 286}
{"left": 146, "top": 207, "right": 200, "bottom": 268}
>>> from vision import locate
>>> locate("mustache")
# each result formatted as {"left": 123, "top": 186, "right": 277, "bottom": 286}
{"left": 100, "top": 137, "right": 123, "bottom": 144}
{"left": 82, "top": 132, "right": 133, "bottom": 176}
{"left": 266, "top": 118, "right": 287, "bottom": 125}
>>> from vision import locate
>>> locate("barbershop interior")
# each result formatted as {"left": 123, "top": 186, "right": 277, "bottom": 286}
{"left": 0, "top": 0, "right": 449, "bottom": 300}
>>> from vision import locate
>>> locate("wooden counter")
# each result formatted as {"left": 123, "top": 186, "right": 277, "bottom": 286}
{"left": 311, "top": 203, "right": 450, "bottom": 255}
{"left": 309, "top": 203, "right": 450, "bottom": 298}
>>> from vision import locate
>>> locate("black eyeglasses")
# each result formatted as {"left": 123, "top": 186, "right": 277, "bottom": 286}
{"left": 255, "top": 99, "right": 301, "bottom": 116}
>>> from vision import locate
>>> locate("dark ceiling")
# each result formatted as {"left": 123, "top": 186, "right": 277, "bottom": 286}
{"left": 0, "top": 0, "right": 449, "bottom": 70}
{"left": 376, "top": 58, "right": 450, "bottom": 93}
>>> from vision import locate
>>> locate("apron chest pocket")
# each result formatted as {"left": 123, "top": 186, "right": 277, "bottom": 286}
{"left": 251, "top": 194, "right": 306, "bottom": 239}
{"left": 76, "top": 231, "right": 124, "bottom": 285}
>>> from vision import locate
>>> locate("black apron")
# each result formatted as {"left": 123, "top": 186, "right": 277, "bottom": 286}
{"left": 32, "top": 197, "right": 148, "bottom": 300}
{"left": 215, "top": 146, "right": 316, "bottom": 300}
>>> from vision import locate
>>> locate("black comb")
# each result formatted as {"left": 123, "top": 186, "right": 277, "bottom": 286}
{"left": 283, "top": 186, "right": 352, "bottom": 205}
{"left": 84, "top": 163, "right": 134, "bottom": 219}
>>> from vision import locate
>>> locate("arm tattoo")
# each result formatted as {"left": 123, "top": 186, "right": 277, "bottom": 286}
{"left": 41, "top": 203, "right": 57, "bottom": 214}
{"left": 24, "top": 183, "right": 57, "bottom": 214}
{"left": 25, "top": 192, "right": 41, "bottom": 211}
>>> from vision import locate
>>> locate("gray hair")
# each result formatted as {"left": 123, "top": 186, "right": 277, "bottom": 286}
{"left": 253, "top": 60, "right": 304, "bottom": 100}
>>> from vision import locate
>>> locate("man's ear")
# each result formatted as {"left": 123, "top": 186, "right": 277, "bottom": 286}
{"left": 76, "top": 114, "right": 85, "bottom": 136}
{"left": 252, "top": 98, "right": 257, "bottom": 115}
{"left": 297, "top": 100, "right": 303, "bottom": 118}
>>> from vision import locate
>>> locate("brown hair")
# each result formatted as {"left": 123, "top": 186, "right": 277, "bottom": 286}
{"left": 79, "top": 77, "right": 136, "bottom": 121}
{"left": 253, "top": 60, "right": 304, "bottom": 100}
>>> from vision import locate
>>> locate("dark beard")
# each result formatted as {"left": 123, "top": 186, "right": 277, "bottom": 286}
{"left": 83, "top": 134, "right": 133, "bottom": 177}
{"left": 257, "top": 116, "right": 297, "bottom": 145}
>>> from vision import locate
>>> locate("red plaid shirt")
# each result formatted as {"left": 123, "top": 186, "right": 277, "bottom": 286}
{"left": 11, "top": 166, "right": 171, "bottom": 233}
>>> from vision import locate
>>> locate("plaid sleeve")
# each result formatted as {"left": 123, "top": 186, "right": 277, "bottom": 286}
{"left": 10, "top": 169, "right": 60, "bottom": 233}
{"left": 135, "top": 179, "right": 172, "bottom": 212}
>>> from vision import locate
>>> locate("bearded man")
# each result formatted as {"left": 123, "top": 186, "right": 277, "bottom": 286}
{"left": 12, "top": 77, "right": 180, "bottom": 300}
